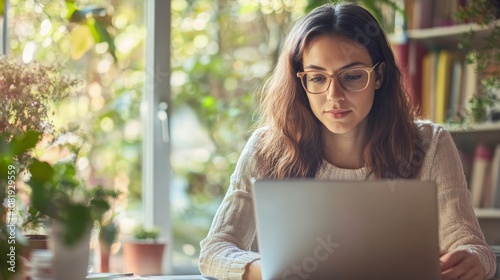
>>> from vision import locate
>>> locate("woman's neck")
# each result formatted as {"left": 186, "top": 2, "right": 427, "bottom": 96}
{"left": 322, "top": 122, "right": 367, "bottom": 169}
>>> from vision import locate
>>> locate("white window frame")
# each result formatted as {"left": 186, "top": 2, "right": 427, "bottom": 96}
{"left": 143, "top": 0, "right": 172, "bottom": 274}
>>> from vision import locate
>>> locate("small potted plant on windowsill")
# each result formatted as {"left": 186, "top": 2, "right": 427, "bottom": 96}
{"left": 98, "top": 214, "right": 120, "bottom": 272}
{"left": 122, "top": 224, "right": 167, "bottom": 276}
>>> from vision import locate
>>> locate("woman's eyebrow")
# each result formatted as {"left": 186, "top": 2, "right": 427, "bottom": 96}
{"left": 303, "top": 61, "right": 365, "bottom": 71}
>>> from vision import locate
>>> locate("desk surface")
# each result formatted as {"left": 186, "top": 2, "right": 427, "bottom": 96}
{"left": 150, "top": 276, "right": 500, "bottom": 280}
{"left": 149, "top": 276, "right": 216, "bottom": 280}
{"left": 87, "top": 274, "right": 217, "bottom": 280}
{"left": 89, "top": 274, "right": 499, "bottom": 280}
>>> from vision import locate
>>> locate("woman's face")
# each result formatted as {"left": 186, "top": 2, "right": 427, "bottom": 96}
{"left": 301, "top": 35, "right": 383, "bottom": 136}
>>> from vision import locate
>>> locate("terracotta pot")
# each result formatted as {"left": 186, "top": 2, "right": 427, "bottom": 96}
{"left": 123, "top": 240, "right": 167, "bottom": 276}
{"left": 99, "top": 240, "right": 111, "bottom": 273}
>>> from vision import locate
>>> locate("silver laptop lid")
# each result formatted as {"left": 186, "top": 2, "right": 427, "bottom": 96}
{"left": 252, "top": 179, "right": 440, "bottom": 280}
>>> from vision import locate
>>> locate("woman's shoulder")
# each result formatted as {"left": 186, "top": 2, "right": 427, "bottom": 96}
{"left": 239, "top": 126, "right": 270, "bottom": 156}
{"left": 414, "top": 120, "right": 456, "bottom": 159}
{"left": 252, "top": 126, "right": 270, "bottom": 136}
{"left": 247, "top": 126, "right": 269, "bottom": 144}
{"left": 414, "top": 119, "right": 448, "bottom": 140}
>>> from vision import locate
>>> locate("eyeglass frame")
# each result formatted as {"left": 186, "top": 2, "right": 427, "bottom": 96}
{"left": 296, "top": 61, "right": 382, "bottom": 94}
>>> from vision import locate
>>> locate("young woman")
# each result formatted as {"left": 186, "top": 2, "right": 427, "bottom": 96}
{"left": 199, "top": 3, "right": 497, "bottom": 280}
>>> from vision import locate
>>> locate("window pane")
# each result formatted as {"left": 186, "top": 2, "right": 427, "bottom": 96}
{"left": 170, "top": 0, "right": 308, "bottom": 273}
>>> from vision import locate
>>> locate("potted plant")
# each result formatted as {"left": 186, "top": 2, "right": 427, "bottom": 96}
{"left": 0, "top": 131, "right": 41, "bottom": 280}
{"left": 27, "top": 147, "right": 119, "bottom": 280}
{"left": 98, "top": 215, "right": 120, "bottom": 272}
{"left": 19, "top": 205, "right": 49, "bottom": 262}
{"left": 0, "top": 56, "right": 121, "bottom": 279}
{"left": 123, "top": 224, "right": 167, "bottom": 276}
{"left": 0, "top": 56, "right": 83, "bottom": 280}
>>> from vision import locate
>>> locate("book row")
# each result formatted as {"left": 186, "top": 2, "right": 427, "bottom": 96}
{"left": 460, "top": 143, "right": 500, "bottom": 209}
{"left": 405, "top": 0, "right": 475, "bottom": 30}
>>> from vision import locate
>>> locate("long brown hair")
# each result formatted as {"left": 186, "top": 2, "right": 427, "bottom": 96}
{"left": 254, "top": 3, "right": 423, "bottom": 179}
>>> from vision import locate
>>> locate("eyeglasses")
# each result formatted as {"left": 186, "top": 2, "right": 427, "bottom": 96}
{"left": 296, "top": 62, "right": 381, "bottom": 94}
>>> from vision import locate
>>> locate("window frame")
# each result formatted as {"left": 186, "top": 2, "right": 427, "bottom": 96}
{"left": 143, "top": 0, "right": 172, "bottom": 273}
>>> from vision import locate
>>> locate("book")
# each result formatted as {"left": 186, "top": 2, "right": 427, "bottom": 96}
{"left": 421, "top": 50, "right": 438, "bottom": 120}
{"left": 458, "top": 60, "right": 478, "bottom": 117}
{"left": 393, "top": 42, "right": 409, "bottom": 80}
{"left": 490, "top": 144, "right": 500, "bottom": 208}
{"left": 407, "top": 41, "right": 426, "bottom": 110}
{"left": 469, "top": 144, "right": 493, "bottom": 208}
{"left": 435, "top": 50, "right": 459, "bottom": 123}
{"left": 408, "top": 0, "right": 434, "bottom": 29}
{"left": 447, "top": 59, "right": 464, "bottom": 122}
{"left": 458, "top": 149, "right": 473, "bottom": 186}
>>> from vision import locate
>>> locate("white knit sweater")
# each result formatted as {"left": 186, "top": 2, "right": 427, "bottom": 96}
{"left": 199, "top": 121, "right": 497, "bottom": 279}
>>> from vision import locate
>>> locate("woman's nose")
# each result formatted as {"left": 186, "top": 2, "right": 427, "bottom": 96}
{"left": 326, "top": 79, "right": 346, "bottom": 103}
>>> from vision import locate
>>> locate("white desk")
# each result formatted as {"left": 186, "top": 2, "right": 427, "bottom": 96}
{"left": 149, "top": 276, "right": 215, "bottom": 280}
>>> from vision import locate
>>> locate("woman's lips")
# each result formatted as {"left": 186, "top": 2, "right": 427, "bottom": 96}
{"left": 325, "top": 109, "right": 351, "bottom": 119}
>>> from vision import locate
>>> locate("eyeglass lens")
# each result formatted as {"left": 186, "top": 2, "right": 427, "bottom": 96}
{"left": 302, "top": 68, "right": 370, "bottom": 93}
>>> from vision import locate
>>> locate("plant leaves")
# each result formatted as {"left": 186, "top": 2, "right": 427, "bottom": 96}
{"left": 29, "top": 160, "right": 54, "bottom": 183}
{"left": 68, "top": 6, "right": 107, "bottom": 23}
{"left": 87, "top": 20, "right": 117, "bottom": 60}
{"left": 65, "top": 0, "right": 76, "bottom": 20}
{"left": 0, "top": 0, "right": 5, "bottom": 18}
{"left": 62, "top": 205, "right": 92, "bottom": 245}
{"left": 11, "top": 131, "right": 41, "bottom": 158}
{"left": 70, "top": 24, "right": 94, "bottom": 60}
{"left": 30, "top": 180, "right": 58, "bottom": 219}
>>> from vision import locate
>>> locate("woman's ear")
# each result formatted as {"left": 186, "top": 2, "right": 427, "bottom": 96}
{"left": 374, "top": 62, "right": 385, "bottom": 89}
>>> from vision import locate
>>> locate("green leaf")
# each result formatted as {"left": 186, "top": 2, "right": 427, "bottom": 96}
{"left": 87, "top": 19, "right": 117, "bottom": 59}
{"left": 29, "top": 160, "right": 54, "bottom": 183}
{"left": 68, "top": 6, "right": 107, "bottom": 23}
{"left": 90, "top": 199, "right": 110, "bottom": 219}
{"left": 11, "top": 131, "right": 41, "bottom": 158}
{"left": 28, "top": 205, "right": 39, "bottom": 216}
{"left": 30, "top": 180, "right": 58, "bottom": 219}
{"left": 201, "top": 96, "right": 216, "bottom": 110}
{"left": 99, "top": 221, "right": 119, "bottom": 245}
{"left": 62, "top": 205, "right": 92, "bottom": 245}
{"left": 70, "top": 24, "right": 94, "bottom": 60}
{"left": 0, "top": 134, "right": 11, "bottom": 155}
{"left": 0, "top": 0, "right": 5, "bottom": 18}
{"left": 0, "top": 161, "right": 11, "bottom": 180}
{"left": 65, "top": 0, "right": 77, "bottom": 19}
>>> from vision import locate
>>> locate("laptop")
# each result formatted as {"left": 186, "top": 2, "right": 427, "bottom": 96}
{"left": 252, "top": 179, "right": 441, "bottom": 280}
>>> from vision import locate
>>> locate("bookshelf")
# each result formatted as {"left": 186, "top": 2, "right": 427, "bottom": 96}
{"left": 406, "top": 21, "right": 497, "bottom": 49}
{"left": 447, "top": 123, "right": 500, "bottom": 247}
{"left": 394, "top": 19, "right": 500, "bottom": 245}
{"left": 446, "top": 122, "right": 500, "bottom": 153}
{"left": 474, "top": 208, "right": 500, "bottom": 219}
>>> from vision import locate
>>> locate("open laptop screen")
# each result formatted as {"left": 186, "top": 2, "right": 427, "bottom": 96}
{"left": 252, "top": 179, "right": 440, "bottom": 280}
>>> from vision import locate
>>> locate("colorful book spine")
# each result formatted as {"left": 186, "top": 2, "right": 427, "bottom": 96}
{"left": 470, "top": 144, "right": 493, "bottom": 208}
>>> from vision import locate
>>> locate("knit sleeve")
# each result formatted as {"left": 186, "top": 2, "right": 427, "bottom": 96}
{"left": 430, "top": 128, "right": 497, "bottom": 279}
{"left": 198, "top": 129, "right": 264, "bottom": 280}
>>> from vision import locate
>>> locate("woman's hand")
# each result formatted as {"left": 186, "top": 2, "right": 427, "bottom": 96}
{"left": 440, "top": 249, "right": 486, "bottom": 280}
{"left": 243, "top": 259, "right": 262, "bottom": 280}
